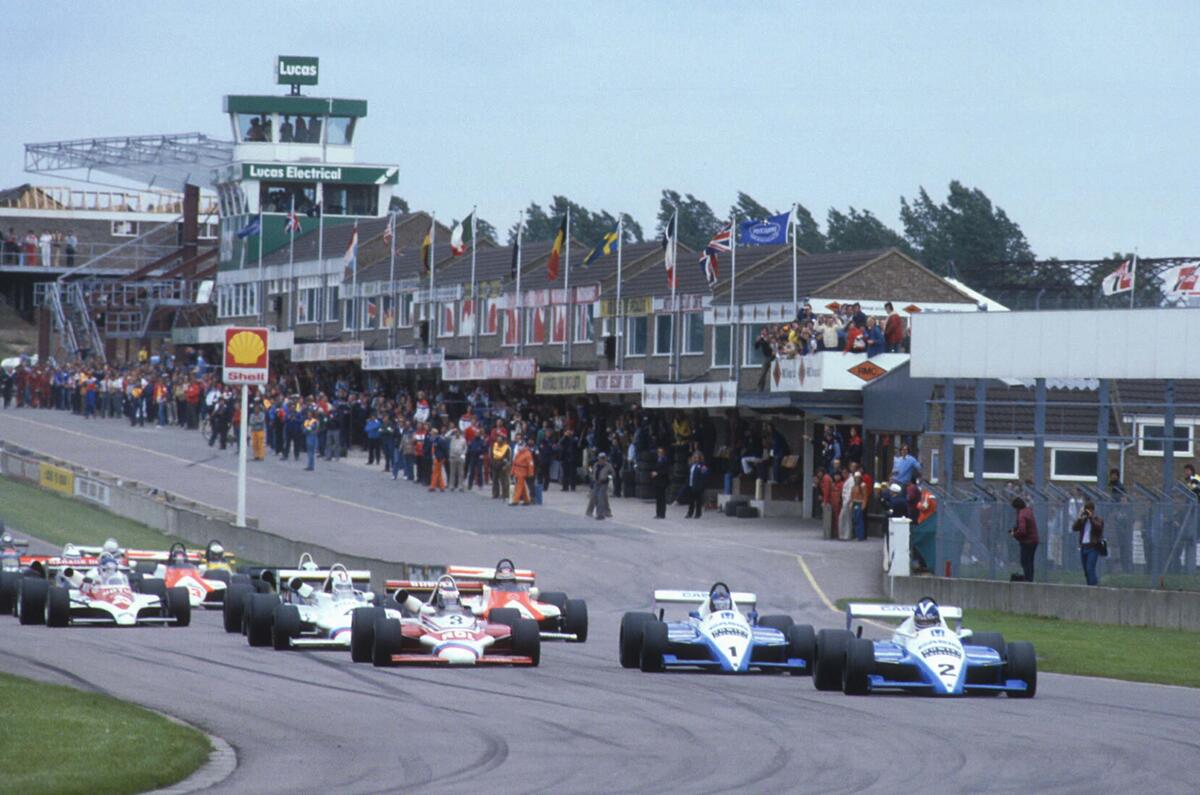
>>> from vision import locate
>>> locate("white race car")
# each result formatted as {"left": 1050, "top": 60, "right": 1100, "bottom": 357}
{"left": 619, "top": 583, "right": 815, "bottom": 674}
{"left": 813, "top": 599, "right": 1036, "bottom": 697}
{"left": 18, "top": 556, "right": 190, "bottom": 628}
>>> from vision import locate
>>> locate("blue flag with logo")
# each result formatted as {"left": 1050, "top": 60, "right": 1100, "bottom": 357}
{"left": 236, "top": 216, "right": 261, "bottom": 239}
{"left": 738, "top": 211, "right": 791, "bottom": 245}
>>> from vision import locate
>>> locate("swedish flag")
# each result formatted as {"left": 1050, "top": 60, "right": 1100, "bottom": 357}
{"left": 582, "top": 223, "right": 620, "bottom": 268}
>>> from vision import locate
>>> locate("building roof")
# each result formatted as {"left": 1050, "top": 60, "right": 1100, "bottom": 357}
{"left": 711, "top": 248, "right": 889, "bottom": 304}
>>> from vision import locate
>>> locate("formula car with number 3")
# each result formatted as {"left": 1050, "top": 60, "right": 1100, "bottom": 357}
{"left": 812, "top": 599, "right": 1036, "bottom": 697}
{"left": 619, "top": 583, "right": 815, "bottom": 674}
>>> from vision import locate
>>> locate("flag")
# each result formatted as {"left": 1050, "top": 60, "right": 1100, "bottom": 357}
{"left": 1101, "top": 258, "right": 1134, "bottom": 296}
{"left": 547, "top": 216, "right": 567, "bottom": 281}
{"left": 662, "top": 210, "right": 677, "bottom": 289}
{"left": 738, "top": 210, "right": 793, "bottom": 245}
{"left": 342, "top": 223, "right": 358, "bottom": 282}
{"left": 367, "top": 300, "right": 378, "bottom": 319}
{"left": 582, "top": 222, "right": 620, "bottom": 268}
{"left": 236, "top": 217, "right": 261, "bottom": 239}
{"left": 420, "top": 217, "right": 434, "bottom": 274}
{"left": 284, "top": 208, "right": 302, "bottom": 234}
{"left": 699, "top": 222, "right": 732, "bottom": 288}
{"left": 382, "top": 214, "right": 394, "bottom": 246}
{"left": 1163, "top": 262, "right": 1200, "bottom": 297}
{"left": 450, "top": 211, "right": 473, "bottom": 256}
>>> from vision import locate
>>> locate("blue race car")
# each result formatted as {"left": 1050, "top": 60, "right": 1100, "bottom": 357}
{"left": 813, "top": 599, "right": 1037, "bottom": 697}
{"left": 619, "top": 582, "right": 815, "bottom": 674}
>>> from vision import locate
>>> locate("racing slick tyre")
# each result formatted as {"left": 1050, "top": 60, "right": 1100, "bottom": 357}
{"left": 372, "top": 617, "right": 403, "bottom": 667}
{"left": 166, "top": 587, "right": 191, "bottom": 627}
{"left": 489, "top": 607, "right": 522, "bottom": 629}
{"left": 563, "top": 598, "right": 588, "bottom": 643}
{"left": 814, "top": 629, "right": 852, "bottom": 691}
{"left": 843, "top": 637, "right": 874, "bottom": 695}
{"left": 246, "top": 593, "right": 279, "bottom": 647}
{"left": 1004, "top": 641, "right": 1037, "bottom": 698}
{"left": 758, "top": 615, "right": 795, "bottom": 633}
{"left": 539, "top": 591, "right": 568, "bottom": 611}
{"left": 272, "top": 604, "right": 301, "bottom": 650}
{"left": 135, "top": 561, "right": 157, "bottom": 576}
{"left": 512, "top": 617, "right": 541, "bottom": 666}
{"left": 967, "top": 632, "right": 1006, "bottom": 658}
{"left": 252, "top": 579, "right": 272, "bottom": 594}
{"left": 139, "top": 578, "right": 168, "bottom": 602}
{"left": 351, "top": 607, "right": 384, "bottom": 663}
{"left": 223, "top": 584, "right": 253, "bottom": 633}
{"left": 45, "top": 585, "right": 70, "bottom": 627}
{"left": 619, "top": 611, "right": 656, "bottom": 668}
{"left": 0, "top": 572, "right": 18, "bottom": 615}
{"left": 786, "top": 624, "right": 817, "bottom": 675}
{"left": 17, "top": 578, "right": 48, "bottom": 625}
{"left": 639, "top": 620, "right": 669, "bottom": 673}
{"left": 231, "top": 573, "right": 252, "bottom": 588}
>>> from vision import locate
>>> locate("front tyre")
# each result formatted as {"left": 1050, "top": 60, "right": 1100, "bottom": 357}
{"left": 563, "top": 598, "right": 588, "bottom": 643}
{"left": 18, "top": 578, "right": 48, "bottom": 626}
{"left": 45, "top": 585, "right": 70, "bottom": 627}
{"left": 786, "top": 624, "right": 817, "bottom": 675}
{"left": 757, "top": 614, "right": 794, "bottom": 633}
{"left": 351, "top": 607, "right": 383, "bottom": 663}
{"left": 843, "top": 637, "right": 874, "bottom": 695}
{"left": 814, "top": 629, "right": 851, "bottom": 691}
{"left": 619, "top": 611, "right": 655, "bottom": 668}
{"left": 223, "top": 584, "right": 253, "bottom": 633}
{"left": 639, "top": 620, "right": 668, "bottom": 673}
{"left": 1005, "top": 641, "right": 1037, "bottom": 698}
{"left": 246, "top": 593, "right": 279, "bottom": 647}
{"left": 272, "top": 604, "right": 301, "bottom": 650}
{"left": 512, "top": 618, "right": 541, "bottom": 666}
{"left": 372, "top": 617, "right": 402, "bottom": 667}
{"left": 166, "top": 587, "right": 191, "bottom": 627}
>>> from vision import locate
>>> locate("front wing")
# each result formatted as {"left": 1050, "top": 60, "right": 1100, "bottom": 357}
{"left": 865, "top": 642, "right": 1029, "bottom": 695}
{"left": 662, "top": 626, "right": 806, "bottom": 673}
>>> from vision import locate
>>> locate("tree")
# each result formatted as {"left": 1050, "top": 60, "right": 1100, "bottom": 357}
{"left": 825, "top": 207, "right": 910, "bottom": 253}
{"left": 508, "top": 197, "right": 643, "bottom": 246}
{"left": 658, "top": 190, "right": 720, "bottom": 250}
{"left": 475, "top": 217, "right": 498, "bottom": 245}
{"left": 387, "top": 196, "right": 410, "bottom": 214}
{"left": 791, "top": 204, "right": 826, "bottom": 253}
{"left": 900, "top": 181, "right": 1035, "bottom": 277}
{"left": 730, "top": 191, "right": 774, "bottom": 222}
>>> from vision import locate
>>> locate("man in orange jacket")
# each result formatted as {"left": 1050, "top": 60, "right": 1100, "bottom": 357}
{"left": 510, "top": 437, "right": 534, "bottom": 505}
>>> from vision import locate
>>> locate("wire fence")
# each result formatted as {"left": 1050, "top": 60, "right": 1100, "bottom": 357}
{"left": 921, "top": 481, "right": 1200, "bottom": 591}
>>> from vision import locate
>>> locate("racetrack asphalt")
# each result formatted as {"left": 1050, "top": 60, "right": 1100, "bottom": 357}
{"left": 2, "top": 408, "right": 1200, "bottom": 794}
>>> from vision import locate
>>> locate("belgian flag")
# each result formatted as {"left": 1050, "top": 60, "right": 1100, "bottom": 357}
{"left": 547, "top": 216, "right": 567, "bottom": 281}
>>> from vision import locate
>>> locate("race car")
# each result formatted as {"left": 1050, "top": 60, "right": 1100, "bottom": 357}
{"left": 385, "top": 558, "right": 588, "bottom": 642}
{"left": 362, "top": 574, "right": 541, "bottom": 667}
{"left": 812, "top": 599, "right": 1036, "bottom": 697}
{"left": 222, "top": 554, "right": 382, "bottom": 651}
{"left": 619, "top": 583, "right": 815, "bottom": 674}
{"left": 16, "top": 551, "right": 190, "bottom": 628}
{"left": 137, "top": 542, "right": 235, "bottom": 608}
{"left": 0, "top": 531, "right": 30, "bottom": 614}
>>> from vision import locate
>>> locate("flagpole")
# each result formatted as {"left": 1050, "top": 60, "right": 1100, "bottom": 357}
{"left": 288, "top": 195, "right": 296, "bottom": 331}
{"left": 790, "top": 203, "right": 798, "bottom": 317}
{"left": 1130, "top": 250, "right": 1138, "bottom": 309}
{"left": 429, "top": 212, "right": 436, "bottom": 352}
{"left": 669, "top": 206, "right": 678, "bottom": 382}
{"left": 387, "top": 210, "right": 396, "bottom": 348}
{"left": 563, "top": 205, "right": 571, "bottom": 367}
{"left": 730, "top": 211, "right": 738, "bottom": 381}
{"left": 469, "top": 206, "right": 478, "bottom": 357}
{"left": 351, "top": 220, "right": 359, "bottom": 341}
{"left": 257, "top": 209, "right": 264, "bottom": 326}
{"left": 515, "top": 210, "right": 524, "bottom": 356}
{"left": 316, "top": 195, "right": 324, "bottom": 340}
{"left": 615, "top": 214, "right": 624, "bottom": 370}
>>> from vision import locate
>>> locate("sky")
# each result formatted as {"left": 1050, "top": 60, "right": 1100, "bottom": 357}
{"left": 2, "top": 1, "right": 1197, "bottom": 259}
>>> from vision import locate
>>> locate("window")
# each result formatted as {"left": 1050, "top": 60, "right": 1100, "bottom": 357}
{"left": 380, "top": 295, "right": 395, "bottom": 329}
{"left": 626, "top": 316, "right": 648, "bottom": 357}
{"left": 550, "top": 305, "right": 567, "bottom": 344}
{"left": 743, "top": 323, "right": 769, "bottom": 365}
{"left": 325, "top": 116, "right": 357, "bottom": 145}
{"left": 216, "top": 284, "right": 259, "bottom": 319}
{"left": 297, "top": 287, "right": 320, "bottom": 324}
{"left": 343, "top": 299, "right": 357, "bottom": 331}
{"left": 326, "top": 287, "right": 340, "bottom": 322}
{"left": 928, "top": 448, "right": 940, "bottom": 484}
{"left": 362, "top": 296, "right": 380, "bottom": 330}
{"left": 399, "top": 293, "right": 414, "bottom": 327}
{"left": 436, "top": 303, "right": 456, "bottom": 338}
{"left": 199, "top": 221, "right": 218, "bottom": 240}
{"left": 654, "top": 315, "right": 674, "bottom": 356}
{"left": 683, "top": 312, "right": 704, "bottom": 355}
{"left": 527, "top": 307, "right": 546, "bottom": 345}
{"left": 111, "top": 220, "right": 139, "bottom": 237}
{"left": 482, "top": 297, "right": 498, "bottom": 336}
{"left": 712, "top": 325, "right": 732, "bottom": 367}
{"left": 1137, "top": 422, "right": 1193, "bottom": 457}
{"left": 1051, "top": 448, "right": 1098, "bottom": 482}
{"left": 502, "top": 309, "right": 520, "bottom": 347}
{"left": 459, "top": 300, "right": 476, "bottom": 337}
{"left": 963, "top": 445, "right": 1019, "bottom": 480}
{"left": 259, "top": 182, "right": 317, "bottom": 214}
{"left": 322, "top": 183, "right": 377, "bottom": 216}
{"left": 574, "top": 303, "right": 594, "bottom": 343}
{"left": 234, "top": 113, "right": 273, "bottom": 143}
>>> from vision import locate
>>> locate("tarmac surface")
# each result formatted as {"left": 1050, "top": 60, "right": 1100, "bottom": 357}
{"left": 2, "top": 408, "right": 1200, "bottom": 794}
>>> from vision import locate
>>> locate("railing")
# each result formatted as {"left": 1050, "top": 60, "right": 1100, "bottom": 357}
{"left": 67, "top": 282, "right": 105, "bottom": 360}
{"left": 0, "top": 185, "right": 218, "bottom": 215}
{"left": 43, "top": 283, "right": 78, "bottom": 356}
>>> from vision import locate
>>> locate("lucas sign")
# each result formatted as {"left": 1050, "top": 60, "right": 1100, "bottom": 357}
{"left": 276, "top": 55, "right": 319, "bottom": 86}
{"left": 223, "top": 327, "right": 270, "bottom": 385}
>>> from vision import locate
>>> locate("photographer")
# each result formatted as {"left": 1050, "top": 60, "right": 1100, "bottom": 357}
{"left": 1071, "top": 501, "right": 1105, "bottom": 586}
{"left": 1009, "top": 497, "right": 1039, "bottom": 582}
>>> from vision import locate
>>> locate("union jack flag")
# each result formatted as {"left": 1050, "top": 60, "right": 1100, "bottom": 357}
{"left": 284, "top": 209, "right": 302, "bottom": 234}
{"left": 699, "top": 222, "right": 732, "bottom": 288}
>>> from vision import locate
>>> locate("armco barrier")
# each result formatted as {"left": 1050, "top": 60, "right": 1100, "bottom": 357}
{"left": 0, "top": 442, "right": 444, "bottom": 587}
{"left": 886, "top": 572, "right": 1200, "bottom": 631}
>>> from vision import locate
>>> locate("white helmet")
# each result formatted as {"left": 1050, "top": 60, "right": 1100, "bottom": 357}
{"left": 435, "top": 578, "right": 461, "bottom": 609}
{"left": 330, "top": 569, "right": 354, "bottom": 600}
{"left": 102, "top": 538, "right": 120, "bottom": 557}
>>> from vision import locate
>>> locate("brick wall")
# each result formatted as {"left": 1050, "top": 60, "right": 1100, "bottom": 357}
{"left": 819, "top": 251, "right": 974, "bottom": 304}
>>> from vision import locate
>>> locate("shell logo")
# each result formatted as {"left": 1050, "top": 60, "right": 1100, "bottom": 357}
{"left": 227, "top": 330, "right": 266, "bottom": 366}
{"left": 223, "top": 327, "right": 269, "bottom": 385}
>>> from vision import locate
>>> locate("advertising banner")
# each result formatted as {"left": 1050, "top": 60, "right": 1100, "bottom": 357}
{"left": 223, "top": 326, "right": 270, "bottom": 385}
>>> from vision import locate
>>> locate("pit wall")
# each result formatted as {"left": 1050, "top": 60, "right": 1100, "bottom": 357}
{"left": 0, "top": 441, "right": 444, "bottom": 587}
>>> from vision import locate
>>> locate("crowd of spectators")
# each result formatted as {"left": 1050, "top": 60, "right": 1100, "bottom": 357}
{"left": 0, "top": 227, "right": 77, "bottom": 268}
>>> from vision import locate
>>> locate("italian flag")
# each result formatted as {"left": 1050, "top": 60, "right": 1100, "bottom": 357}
{"left": 450, "top": 211, "right": 473, "bottom": 257}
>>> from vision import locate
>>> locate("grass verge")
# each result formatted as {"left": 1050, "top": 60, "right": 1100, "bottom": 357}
{"left": 0, "top": 672, "right": 211, "bottom": 795}
{"left": 835, "top": 596, "right": 1200, "bottom": 688}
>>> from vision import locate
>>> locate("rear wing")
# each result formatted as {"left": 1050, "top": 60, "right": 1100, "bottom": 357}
{"left": 653, "top": 589, "right": 758, "bottom": 608}
{"left": 75, "top": 546, "right": 205, "bottom": 564}
{"left": 845, "top": 602, "right": 962, "bottom": 631}
{"left": 446, "top": 565, "right": 535, "bottom": 584}
{"left": 276, "top": 568, "right": 371, "bottom": 585}
{"left": 385, "top": 579, "right": 485, "bottom": 596}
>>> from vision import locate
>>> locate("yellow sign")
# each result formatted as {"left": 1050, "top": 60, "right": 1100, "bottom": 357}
{"left": 39, "top": 463, "right": 75, "bottom": 496}
{"left": 535, "top": 371, "right": 588, "bottom": 395}
{"left": 599, "top": 296, "right": 652, "bottom": 318}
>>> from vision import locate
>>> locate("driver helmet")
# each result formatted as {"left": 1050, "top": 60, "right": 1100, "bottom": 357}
{"left": 914, "top": 597, "right": 941, "bottom": 629}
{"left": 1, "top": 531, "right": 12, "bottom": 547}
{"left": 102, "top": 538, "right": 120, "bottom": 557}
{"left": 494, "top": 559, "right": 516, "bottom": 583}
{"left": 435, "top": 579, "right": 461, "bottom": 609}
{"left": 62, "top": 543, "right": 80, "bottom": 558}
{"left": 709, "top": 585, "right": 732, "bottom": 612}
{"left": 330, "top": 570, "right": 354, "bottom": 600}
{"left": 98, "top": 553, "right": 119, "bottom": 580}
{"left": 205, "top": 541, "right": 225, "bottom": 564}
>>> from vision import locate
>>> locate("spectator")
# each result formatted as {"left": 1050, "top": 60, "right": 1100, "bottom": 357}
{"left": 510, "top": 438, "right": 534, "bottom": 505}
{"left": 364, "top": 413, "right": 382, "bottom": 465}
{"left": 754, "top": 328, "right": 775, "bottom": 391}
{"left": 822, "top": 429, "right": 841, "bottom": 473}
{"left": 891, "top": 444, "right": 920, "bottom": 485}
{"left": 1071, "top": 501, "right": 1105, "bottom": 586}
{"left": 490, "top": 434, "right": 511, "bottom": 501}
{"left": 838, "top": 463, "right": 857, "bottom": 540}
{"left": 684, "top": 452, "right": 708, "bottom": 519}
{"left": 558, "top": 428, "right": 579, "bottom": 492}
{"left": 303, "top": 411, "right": 320, "bottom": 471}
{"left": 64, "top": 231, "right": 77, "bottom": 268}
{"left": 883, "top": 302, "right": 904, "bottom": 353}
{"left": 651, "top": 446, "right": 670, "bottom": 519}
{"left": 850, "top": 471, "right": 868, "bottom": 541}
{"left": 865, "top": 317, "right": 884, "bottom": 357}
{"left": 586, "top": 452, "right": 614, "bottom": 519}
{"left": 249, "top": 401, "right": 266, "bottom": 461}
{"left": 1009, "top": 497, "right": 1039, "bottom": 582}
{"left": 1185, "top": 464, "right": 1200, "bottom": 501}
{"left": 845, "top": 426, "right": 862, "bottom": 466}
{"left": 429, "top": 428, "right": 448, "bottom": 492}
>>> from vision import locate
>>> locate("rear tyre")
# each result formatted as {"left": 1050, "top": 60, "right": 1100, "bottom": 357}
{"left": 223, "top": 584, "right": 253, "bottom": 633}
{"left": 639, "top": 620, "right": 668, "bottom": 673}
{"left": 843, "top": 637, "right": 874, "bottom": 695}
{"left": 539, "top": 591, "right": 568, "bottom": 611}
{"left": 786, "top": 624, "right": 817, "bottom": 675}
{"left": 0, "top": 572, "right": 18, "bottom": 615}
{"left": 563, "top": 598, "right": 588, "bottom": 643}
{"left": 967, "top": 631, "right": 1006, "bottom": 658}
{"left": 246, "top": 593, "right": 279, "bottom": 647}
{"left": 814, "top": 629, "right": 851, "bottom": 691}
{"left": 252, "top": 579, "right": 272, "bottom": 594}
{"left": 758, "top": 614, "right": 794, "bottom": 632}
{"left": 372, "top": 617, "right": 402, "bottom": 667}
{"left": 45, "top": 586, "right": 70, "bottom": 627}
{"left": 167, "top": 587, "right": 191, "bottom": 627}
{"left": 511, "top": 618, "right": 541, "bottom": 666}
{"left": 1005, "top": 641, "right": 1038, "bottom": 698}
{"left": 230, "top": 573, "right": 252, "bottom": 588}
{"left": 619, "top": 611, "right": 655, "bottom": 668}
{"left": 206, "top": 569, "right": 231, "bottom": 585}
{"left": 135, "top": 561, "right": 157, "bottom": 576}
{"left": 272, "top": 604, "right": 301, "bottom": 650}
{"left": 18, "top": 578, "right": 48, "bottom": 626}
{"left": 139, "top": 578, "right": 167, "bottom": 602}
{"left": 351, "top": 607, "right": 383, "bottom": 663}
{"left": 489, "top": 607, "right": 522, "bottom": 629}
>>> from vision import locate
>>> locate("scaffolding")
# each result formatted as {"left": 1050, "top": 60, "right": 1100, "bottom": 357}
{"left": 24, "top": 132, "right": 234, "bottom": 190}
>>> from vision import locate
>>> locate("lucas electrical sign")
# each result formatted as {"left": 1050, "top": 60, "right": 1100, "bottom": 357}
{"left": 276, "top": 56, "right": 319, "bottom": 86}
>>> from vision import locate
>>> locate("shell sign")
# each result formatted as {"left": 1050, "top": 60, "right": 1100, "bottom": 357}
{"left": 223, "top": 326, "right": 269, "bottom": 385}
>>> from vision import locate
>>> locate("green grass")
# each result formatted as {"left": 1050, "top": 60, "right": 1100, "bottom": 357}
{"left": 958, "top": 564, "right": 1200, "bottom": 592}
{"left": 835, "top": 596, "right": 1200, "bottom": 688}
{"left": 0, "top": 476, "right": 184, "bottom": 550}
{"left": 0, "top": 672, "right": 210, "bottom": 795}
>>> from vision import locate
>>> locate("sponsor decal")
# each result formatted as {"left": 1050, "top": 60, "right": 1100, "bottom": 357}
{"left": 710, "top": 624, "right": 750, "bottom": 640}
{"left": 847, "top": 360, "right": 887, "bottom": 382}
{"left": 919, "top": 645, "right": 962, "bottom": 660}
